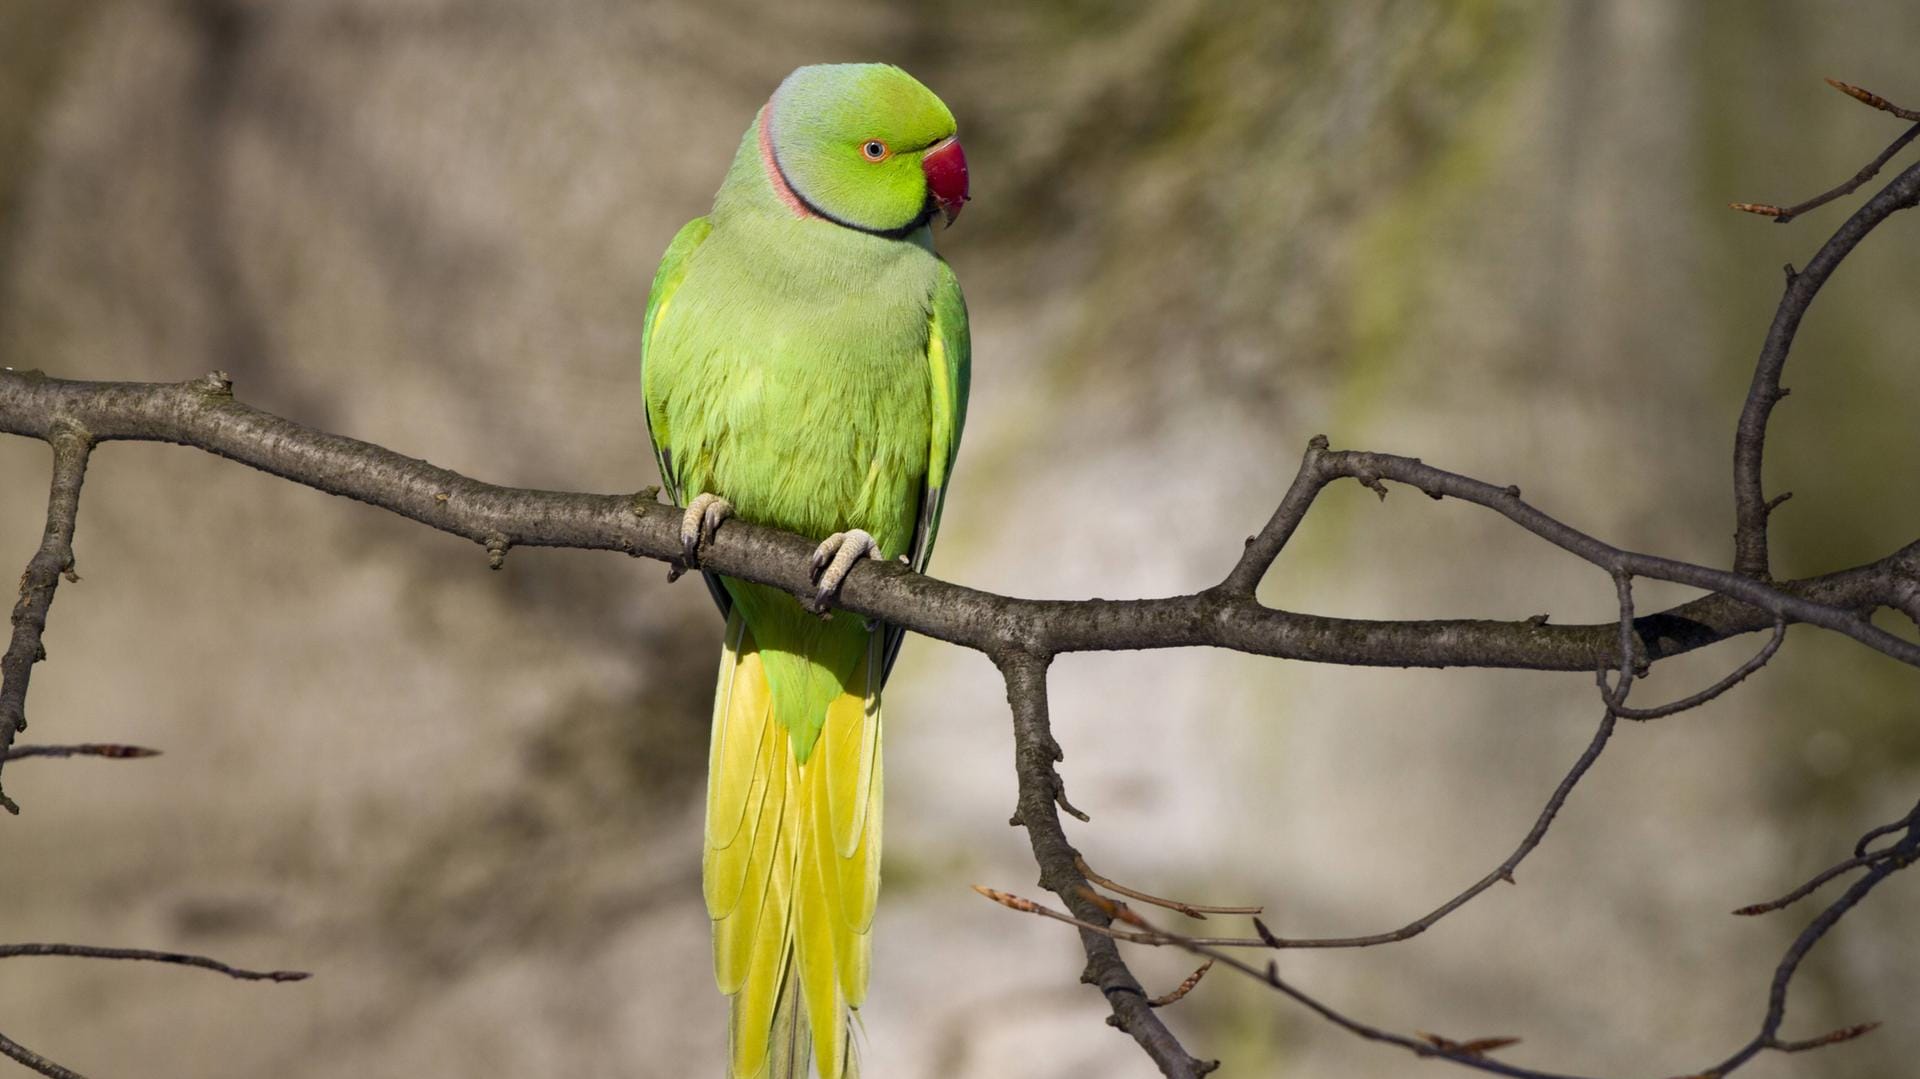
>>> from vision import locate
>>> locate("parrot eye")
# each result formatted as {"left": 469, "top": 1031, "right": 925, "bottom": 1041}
{"left": 861, "top": 140, "right": 889, "bottom": 161}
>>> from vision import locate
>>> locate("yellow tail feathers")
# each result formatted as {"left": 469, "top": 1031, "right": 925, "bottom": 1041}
{"left": 706, "top": 611, "right": 882, "bottom": 1079}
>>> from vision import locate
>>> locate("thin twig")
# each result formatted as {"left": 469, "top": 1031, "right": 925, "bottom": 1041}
{"left": 1250, "top": 711, "right": 1615, "bottom": 950}
{"left": 0, "top": 943, "right": 309, "bottom": 982}
{"left": 1605, "top": 621, "right": 1786, "bottom": 721}
{"left": 0, "top": 1031, "right": 87, "bottom": 1079}
{"left": 1826, "top": 78, "right": 1920, "bottom": 122}
{"left": 0, "top": 420, "right": 93, "bottom": 813}
{"left": 1, "top": 744, "right": 161, "bottom": 762}
{"left": 1602, "top": 571, "right": 1638, "bottom": 705}
{"left": 1149, "top": 960, "right": 1213, "bottom": 1007}
{"left": 1729, "top": 82, "right": 1920, "bottom": 222}
{"left": 984, "top": 886, "right": 1591, "bottom": 1079}
{"left": 1731, "top": 851, "right": 1886, "bottom": 917}
{"left": 1770, "top": 1022, "right": 1881, "bottom": 1053}
{"left": 1419, "top": 1033, "right": 1524, "bottom": 1057}
{"left": 974, "top": 885, "right": 1154, "bottom": 942}
{"left": 991, "top": 841, "right": 1911, "bottom": 1079}
{"left": 1853, "top": 799, "right": 1920, "bottom": 857}
{"left": 0, "top": 943, "right": 305, "bottom": 1079}
{"left": 1076, "top": 856, "right": 1263, "bottom": 919}
{"left": 1734, "top": 799, "right": 1920, "bottom": 915}
{"left": 1308, "top": 450, "right": 1920, "bottom": 669}
{"left": 1728, "top": 124, "right": 1920, "bottom": 222}
{"left": 1690, "top": 810, "right": 1916, "bottom": 1077}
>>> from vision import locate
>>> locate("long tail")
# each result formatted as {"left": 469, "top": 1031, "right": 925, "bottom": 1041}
{"left": 705, "top": 610, "right": 882, "bottom": 1079}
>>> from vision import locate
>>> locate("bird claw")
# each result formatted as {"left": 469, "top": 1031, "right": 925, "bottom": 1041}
{"left": 808, "top": 529, "right": 882, "bottom": 612}
{"left": 679, "top": 493, "right": 733, "bottom": 568}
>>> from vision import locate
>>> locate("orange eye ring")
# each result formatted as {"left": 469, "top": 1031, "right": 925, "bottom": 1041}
{"left": 861, "top": 139, "right": 890, "bottom": 162}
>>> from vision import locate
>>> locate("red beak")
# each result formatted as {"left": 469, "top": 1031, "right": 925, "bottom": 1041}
{"left": 921, "top": 136, "right": 969, "bottom": 226}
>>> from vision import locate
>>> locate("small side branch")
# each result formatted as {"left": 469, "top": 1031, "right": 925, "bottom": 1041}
{"left": 1731, "top": 83, "right": 1920, "bottom": 578}
{"left": 1690, "top": 803, "right": 1918, "bottom": 1077}
{"left": 0, "top": 943, "right": 308, "bottom": 983}
{"left": 0, "top": 1031, "right": 86, "bottom": 1079}
{"left": 1148, "top": 961, "right": 1213, "bottom": 1007}
{"left": 1039, "top": 710, "right": 1614, "bottom": 955}
{"left": 1729, "top": 128, "right": 1920, "bottom": 223}
{"left": 982, "top": 886, "right": 1589, "bottom": 1079}
{"left": 1734, "top": 798, "right": 1920, "bottom": 916}
{"left": 0, "top": 420, "right": 95, "bottom": 814}
{"left": 1, "top": 744, "right": 161, "bottom": 762}
{"left": 1254, "top": 711, "right": 1616, "bottom": 950}
{"left": 1605, "top": 621, "right": 1786, "bottom": 721}
{"left": 996, "top": 651, "right": 1216, "bottom": 1078}
{"left": 1220, "top": 435, "right": 1331, "bottom": 596}
{"left": 0, "top": 941, "right": 307, "bottom": 1079}
{"left": 1826, "top": 78, "right": 1920, "bottom": 121}
{"left": 1729, "top": 81, "right": 1920, "bottom": 221}
{"left": 1305, "top": 450, "right": 1920, "bottom": 669}
{"left": 1076, "top": 856, "right": 1263, "bottom": 920}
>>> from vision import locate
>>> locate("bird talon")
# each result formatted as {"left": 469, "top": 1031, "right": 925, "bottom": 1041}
{"left": 679, "top": 493, "right": 733, "bottom": 566}
{"left": 807, "top": 529, "right": 882, "bottom": 609}
{"left": 810, "top": 536, "right": 840, "bottom": 575}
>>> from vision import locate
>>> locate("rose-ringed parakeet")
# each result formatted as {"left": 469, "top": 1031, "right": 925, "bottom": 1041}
{"left": 639, "top": 64, "right": 971, "bottom": 1078}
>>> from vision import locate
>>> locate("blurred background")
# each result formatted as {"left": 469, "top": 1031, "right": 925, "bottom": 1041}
{"left": 1, "top": 1, "right": 1917, "bottom": 1076}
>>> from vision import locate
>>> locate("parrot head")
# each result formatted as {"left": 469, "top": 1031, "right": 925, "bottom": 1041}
{"left": 760, "top": 63, "right": 969, "bottom": 236}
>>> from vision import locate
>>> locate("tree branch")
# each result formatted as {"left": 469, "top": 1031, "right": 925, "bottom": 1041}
{"left": 1731, "top": 88, "right": 1920, "bottom": 577}
{"left": 0, "top": 418, "right": 93, "bottom": 814}
{"left": 968, "top": 79, "right": 1920, "bottom": 1076}
{"left": 996, "top": 650, "right": 1216, "bottom": 1078}
{"left": 0, "top": 372, "right": 1914, "bottom": 684}
{"left": 1299, "top": 450, "right": 1920, "bottom": 667}
{"left": 5, "top": 370, "right": 1907, "bottom": 1076}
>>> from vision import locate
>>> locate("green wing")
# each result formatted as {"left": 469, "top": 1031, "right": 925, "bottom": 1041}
{"left": 640, "top": 215, "right": 713, "bottom": 507}
{"left": 641, "top": 216, "right": 733, "bottom": 617}
{"left": 911, "top": 256, "right": 971, "bottom": 574}
{"left": 883, "top": 256, "right": 970, "bottom": 680}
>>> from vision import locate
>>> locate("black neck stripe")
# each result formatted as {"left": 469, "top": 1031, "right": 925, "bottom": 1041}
{"left": 767, "top": 118, "right": 932, "bottom": 239}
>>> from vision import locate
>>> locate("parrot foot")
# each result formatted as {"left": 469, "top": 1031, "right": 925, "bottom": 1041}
{"left": 807, "top": 528, "right": 881, "bottom": 613}
{"left": 674, "top": 493, "right": 733, "bottom": 578}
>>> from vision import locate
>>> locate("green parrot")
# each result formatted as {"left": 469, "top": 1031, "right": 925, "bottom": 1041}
{"left": 639, "top": 63, "right": 971, "bottom": 1078}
